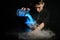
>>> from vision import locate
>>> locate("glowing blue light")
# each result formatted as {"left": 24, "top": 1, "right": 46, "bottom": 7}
{"left": 16, "top": 9, "right": 37, "bottom": 32}
{"left": 25, "top": 12, "right": 36, "bottom": 28}
{"left": 16, "top": 9, "right": 26, "bottom": 16}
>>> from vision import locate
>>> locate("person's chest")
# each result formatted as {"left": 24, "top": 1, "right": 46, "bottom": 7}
{"left": 30, "top": 12, "right": 45, "bottom": 24}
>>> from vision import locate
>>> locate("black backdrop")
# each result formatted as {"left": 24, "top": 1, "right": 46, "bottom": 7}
{"left": 47, "top": 0, "right": 60, "bottom": 39}
{"left": 2, "top": 0, "right": 60, "bottom": 40}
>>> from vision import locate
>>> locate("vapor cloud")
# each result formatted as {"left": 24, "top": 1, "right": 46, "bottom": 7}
{"left": 18, "top": 30, "right": 55, "bottom": 40}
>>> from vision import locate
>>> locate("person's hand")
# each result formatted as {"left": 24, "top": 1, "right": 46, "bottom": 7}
{"left": 30, "top": 22, "right": 44, "bottom": 33}
{"left": 21, "top": 7, "right": 30, "bottom": 11}
{"left": 17, "top": 7, "right": 30, "bottom": 16}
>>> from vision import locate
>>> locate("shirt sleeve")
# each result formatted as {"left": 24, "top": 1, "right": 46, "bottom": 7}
{"left": 42, "top": 9, "right": 50, "bottom": 29}
{"left": 37, "top": 9, "right": 50, "bottom": 29}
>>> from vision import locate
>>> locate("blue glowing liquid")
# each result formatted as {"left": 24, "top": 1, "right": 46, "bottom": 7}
{"left": 16, "top": 9, "right": 37, "bottom": 32}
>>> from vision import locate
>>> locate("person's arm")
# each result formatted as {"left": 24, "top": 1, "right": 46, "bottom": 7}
{"left": 32, "top": 10, "right": 49, "bottom": 32}
{"left": 32, "top": 22, "right": 44, "bottom": 32}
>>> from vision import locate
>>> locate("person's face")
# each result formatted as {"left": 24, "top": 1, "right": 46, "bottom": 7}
{"left": 35, "top": 2, "right": 44, "bottom": 13}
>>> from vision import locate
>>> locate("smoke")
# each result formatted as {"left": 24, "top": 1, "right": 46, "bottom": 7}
{"left": 18, "top": 30, "right": 55, "bottom": 40}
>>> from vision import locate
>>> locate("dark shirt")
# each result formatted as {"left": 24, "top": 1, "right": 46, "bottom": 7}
{"left": 30, "top": 8, "right": 50, "bottom": 29}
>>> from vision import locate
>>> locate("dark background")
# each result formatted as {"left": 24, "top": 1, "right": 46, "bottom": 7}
{"left": 47, "top": 0, "right": 60, "bottom": 39}
{"left": 2, "top": 0, "right": 60, "bottom": 40}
